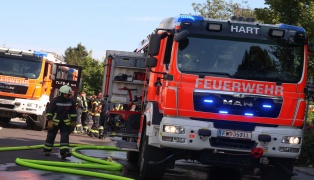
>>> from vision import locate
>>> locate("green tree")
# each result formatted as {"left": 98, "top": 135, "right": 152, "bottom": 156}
{"left": 63, "top": 44, "right": 104, "bottom": 96}
{"left": 81, "top": 52, "right": 104, "bottom": 96}
{"left": 192, "top": 0, "right": 254, "bottom": 19}
{"left": 255, "top": 0, "right": 314, "bottom": 76}
{"left": 64, "top": 43, "right": 89, "bottom": 66}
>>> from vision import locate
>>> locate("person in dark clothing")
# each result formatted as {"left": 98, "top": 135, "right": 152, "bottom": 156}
{"left": 79, "top": 91, "right": 89, "bottom": 134}
{"left": 43, "top": 85, "right": 77, "bottom": 159}
{"left": 88, "top": 93, "right": 102, "bottom": 137}
{"left": 83, "top": 94, "right": 95, "bottom": 134}
{"left": 73, "top": 91, "right": 88, "bottom": 134}
{"left": 99, "top": 95, "right": 109, "bottom": 139}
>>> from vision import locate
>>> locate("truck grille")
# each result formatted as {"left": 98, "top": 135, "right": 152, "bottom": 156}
{"left": 0, "top": 83, "right": 28, "bottom": 94}
{"left": 0, "top": 104, "right": 14, "bottom": 109}
{"left": 199, "top": 149, "right": 252, "bottom": 167}
{"left": 210, "top": 137, "right": 257, "bottom": 150}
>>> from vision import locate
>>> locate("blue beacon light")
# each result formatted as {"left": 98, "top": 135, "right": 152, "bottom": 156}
{"left": 34, "top": 51, "right": 48, "bottom": 57}
{"left": 204, "top": 99, "right": 213, "bottom": 103}
{"left": 174, "top": 15, "right": 204, "bottom": 23}
{"left": 245, "top": 113, "right": 254, "bottom": 116}
{"left": 219, "top": 111, "right": 228, "bottom": 114}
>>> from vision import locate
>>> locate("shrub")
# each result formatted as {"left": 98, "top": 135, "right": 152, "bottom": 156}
{"left": 295, "top": 129, "right": 314, "bottom": 166}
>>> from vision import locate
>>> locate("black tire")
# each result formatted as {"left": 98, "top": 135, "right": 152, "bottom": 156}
{"left": 261, "top": 158, "right": 294, "bottom": 180}
{"left": 27, "top": 113, "right": 46, "bottom": 131}
{"left": 139, "top": 129, "right": 168, "bottom": 179}
{"left": 126, "top": 151, "right": 139, "bottom": 163}
{"left": 1, "top": 118, "right": 11, "bottom": 123}
{"left": 1, "top": 118, "right": 11, "bottom": 124}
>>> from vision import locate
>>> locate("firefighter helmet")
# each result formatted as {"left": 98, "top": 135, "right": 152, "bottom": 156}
{"left": 59, "top": 85, "right": 72, "bottom": 95}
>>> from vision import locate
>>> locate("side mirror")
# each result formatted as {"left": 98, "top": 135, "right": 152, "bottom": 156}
{"left": 174, "top": 30, "right": 189, "bottom": 42}
{"left": 147, "top": 34, "right": 161, "bottom": 56}
{"left": 145, "top": 57, "right": 157, "bottom": 68}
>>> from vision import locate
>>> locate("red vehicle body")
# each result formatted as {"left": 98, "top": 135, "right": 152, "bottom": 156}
{"left": 102, "top": 15, "right": 312, "bottom": 180}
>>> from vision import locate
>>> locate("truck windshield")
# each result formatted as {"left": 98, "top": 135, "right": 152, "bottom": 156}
{"left": 177, "top": 35, "right": 304, "bottom": 83}
{"left": 0, "top": 57, "right": 42, "bottom": 79}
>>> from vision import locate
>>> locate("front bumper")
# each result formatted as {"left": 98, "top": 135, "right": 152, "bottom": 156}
{"left": 0, "top": 97, "right": 47, "bottom": 117}
{"left": 155, "top": 117, "right": 302, "bottom": 159}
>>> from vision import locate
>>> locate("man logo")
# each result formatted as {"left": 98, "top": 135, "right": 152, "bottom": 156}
{"left": 223, "top": 99, "right": 253, "bottom": 107}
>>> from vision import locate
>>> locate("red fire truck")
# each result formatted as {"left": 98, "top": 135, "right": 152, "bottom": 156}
{"left": 102, "top": 15, "right": 312, "bottom": 180}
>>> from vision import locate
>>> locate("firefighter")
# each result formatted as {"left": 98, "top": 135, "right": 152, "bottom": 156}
{"left": 83, "top": 94, "right": 95, "bottom": 135}
{"left": 181, "top": 53, "right": 196, "bottom": 70}
{"left": 88, "top": 93, "right": 102, "bottom": 137}
{"left": 99, "top": 95, "right": 109, "bottom": 139}
{"left": 73, "top": 92, "right": 85, "bottom": 134}
{"left": 80, "top": 91, "right": 89, "bottom": 134}
{"left": 43, "top": 85, "right": 77, "bottom": 159}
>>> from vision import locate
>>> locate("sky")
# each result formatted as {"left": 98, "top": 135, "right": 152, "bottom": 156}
{"left": 1, "top": 0, "right": 266, "bottom": 61}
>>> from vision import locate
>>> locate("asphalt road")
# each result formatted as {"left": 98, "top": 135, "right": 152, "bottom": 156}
{"left": 0, "top": 119, "right": 313, "bottom": 180}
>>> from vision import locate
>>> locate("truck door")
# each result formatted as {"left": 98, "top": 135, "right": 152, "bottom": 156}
{"left": 50, "top": 64, "right": 82, "bottom": 101}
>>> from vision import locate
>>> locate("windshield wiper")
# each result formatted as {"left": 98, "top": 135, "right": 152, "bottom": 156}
{"left": 5, "top": 73, "right": 29, "bottom": 79}
{"left": 199, "top": 71, "right": 232, "bottom": 78}
{"left": 181, "top": 71, "right": 232, "bottom": 78}
{"left": 234, "top": 74, "right": 283, "bottom": 82}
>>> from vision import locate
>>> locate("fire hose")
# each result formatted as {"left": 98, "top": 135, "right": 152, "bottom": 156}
{"left": 0, "top": 144, "right": 134, "bottom": 180}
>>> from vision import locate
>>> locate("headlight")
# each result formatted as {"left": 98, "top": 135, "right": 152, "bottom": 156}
{"left": 163, "top": 125, "right": 185, "bottom": 134}
{"left": 27, "top": 103, "right": 38, "bottom": 108}
{"left": 282, "top": 136, "right": 301, "bottom": 144}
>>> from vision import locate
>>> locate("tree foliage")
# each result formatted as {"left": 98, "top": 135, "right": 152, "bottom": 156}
{"left": 63, "top": 43, "right": 104, "bottom": 96}
{"left": 64, "top": 43, "right": 89, "bottom": 66}
{"left": 81, "top": 53, "right": 104, "bottom": 96}
{"left": 255, "top": 0, "right": 314, "bottom": 76}
{"left": 192, "top": 0, "right": 254, "bottom": 19}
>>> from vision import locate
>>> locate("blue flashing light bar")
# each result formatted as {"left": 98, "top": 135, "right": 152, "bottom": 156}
{"left": 34, "top": 51, "right": 48, "bottom": 57}
{"left": 174, "top": 15, "right": 204, "bottom": 23}
{"left": 263, "top": 105, "right": 272, "bottom": 108}
{"left": 245, "top": 113, "right": 254, "bottom": 116}
{"left": 204, "top": 99, "right": 213, "bottom": 103}
{"left": 219, "top": 111, "right": 228, "bottom": 114}
{"left": 279, "top": 24, "right": 305, "bottom": 33}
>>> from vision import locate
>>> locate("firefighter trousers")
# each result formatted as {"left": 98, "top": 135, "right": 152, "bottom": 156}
{"left": 89, "top": 115, "right": 100, "bottom": 137}
{"left": 73, "top": 109, "right": 83, "bottom": 133}
{"left": 43, "top": 120, "right": 71, "bottom": 155}
{"left": 81, "top": 111, "right": 89, "bottom": 132}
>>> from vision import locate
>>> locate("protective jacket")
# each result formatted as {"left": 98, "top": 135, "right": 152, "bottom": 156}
{"left": 46, "top": 96, "right": 77, "bottom": 125}
{"left": 91, "top": 98, "right": 102, "bottom": 116}
{"left": 77, "top": 95, "right": 88, "bottom": 112}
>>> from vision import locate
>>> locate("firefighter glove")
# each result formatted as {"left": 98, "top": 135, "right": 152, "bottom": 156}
{"left": 47, "top": 120, "right": 54, "bottom": 130}
{"left": 71, "top": 121, "right": 76, "bottom": 128}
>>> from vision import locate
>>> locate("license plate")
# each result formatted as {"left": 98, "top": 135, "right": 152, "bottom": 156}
{"left": 217, "top": 129, "right": 252, "bottom": 139}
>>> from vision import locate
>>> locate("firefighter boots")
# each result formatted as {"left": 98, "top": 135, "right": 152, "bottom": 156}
{"left": 61, "top": 152, "right": 72, "bottom": 159}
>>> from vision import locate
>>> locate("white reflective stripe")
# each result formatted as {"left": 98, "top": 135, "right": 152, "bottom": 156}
{"left": 56, "top": 103, "right": 73, "bottom": 106}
